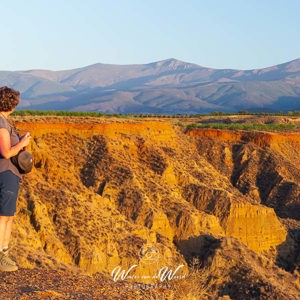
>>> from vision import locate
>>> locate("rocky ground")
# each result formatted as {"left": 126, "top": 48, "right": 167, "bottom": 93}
{"left": 0, "top": 267, "right": 161, "bottom": 299}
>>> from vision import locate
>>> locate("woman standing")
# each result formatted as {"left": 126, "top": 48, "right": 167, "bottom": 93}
{"left": 0, "top": 86, "right": 31, "bottom": 272}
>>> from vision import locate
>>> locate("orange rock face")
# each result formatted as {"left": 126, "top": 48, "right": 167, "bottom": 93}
{"left": 188, "top": 128, "right": 300, "bottom": 266}
{"left": 9, "top": 117, "right": 299, "bottom": 297}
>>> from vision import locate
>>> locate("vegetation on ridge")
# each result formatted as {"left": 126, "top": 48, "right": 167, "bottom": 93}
{"left": 184, "top": 123, "right": 298, "bottom": 131}
{"left": 12, "top": 109, "right": 300, "bottom": 118}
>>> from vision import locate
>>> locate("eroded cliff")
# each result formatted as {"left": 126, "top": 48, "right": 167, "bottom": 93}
{"left": 6, "top": 116, "right": 300, "bottom": 299}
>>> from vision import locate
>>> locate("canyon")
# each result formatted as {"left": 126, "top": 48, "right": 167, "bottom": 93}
{"left": 1, "top": 115, "right": 299, "bottom": 299}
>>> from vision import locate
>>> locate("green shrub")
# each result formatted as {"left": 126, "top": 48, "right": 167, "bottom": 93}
{"left": 11, "top": 110, "right": 300, "bottom": 118}
{"left": 184, "top": 123, "right": 298, "bottom": 131}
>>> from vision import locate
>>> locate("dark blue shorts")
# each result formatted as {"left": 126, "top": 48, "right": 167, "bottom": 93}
{"left": 0, "top": 170, "right": 20, "bottom": 216}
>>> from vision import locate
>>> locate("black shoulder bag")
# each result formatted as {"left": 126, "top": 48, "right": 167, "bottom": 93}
{"left": 11, "top": 149, "right": 33, "bottom": 174}
{"left": 8, "top": 125, "right": 33, "bottom": 174}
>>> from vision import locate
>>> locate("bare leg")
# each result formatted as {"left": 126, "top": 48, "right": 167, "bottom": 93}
{"left": 0, "top": 216, "right": 9, "bottom": 250}
{"left": 3, "top": 216, "right": 14, "bottom": 248}
{"left": 0, "top": 215, "right": 18, "bottom": 271}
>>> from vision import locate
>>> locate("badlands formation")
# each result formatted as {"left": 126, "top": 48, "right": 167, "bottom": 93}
{"left": 1, "top": 115, "right": 299, "bottom": 299}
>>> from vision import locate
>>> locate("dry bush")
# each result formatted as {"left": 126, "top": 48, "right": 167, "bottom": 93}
{"left": 165, "top": 259, "right": 212, "bottom": 300}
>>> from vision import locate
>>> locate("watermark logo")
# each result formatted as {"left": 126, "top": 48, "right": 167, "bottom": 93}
{"left": 111, "top": 264, "right": 138, "bottom": 282}
{"left": 138, "top": 243, "right": 160, "bottom": 264}
{"left": 110, "top": 243, "right": 187, "bottom": 285}
{"left": 111, "top": 264, "right": 186, "bottom": 283}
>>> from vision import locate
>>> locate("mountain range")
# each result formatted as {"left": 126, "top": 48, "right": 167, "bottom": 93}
{"left": 1, "top": 58, "right": 300, "bottom": 113}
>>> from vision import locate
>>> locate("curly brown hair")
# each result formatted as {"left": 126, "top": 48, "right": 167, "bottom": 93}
{"left": 0, "top": 86, "right": 20, "bottom": 112}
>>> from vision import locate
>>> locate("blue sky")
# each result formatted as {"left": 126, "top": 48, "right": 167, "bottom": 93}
{"left": 1, "top": 0, "right": 300, "bottom": 71}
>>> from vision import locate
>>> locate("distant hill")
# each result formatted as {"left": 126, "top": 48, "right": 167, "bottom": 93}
{"left": 1, "top": 58, "right": 300, "bottom": 113}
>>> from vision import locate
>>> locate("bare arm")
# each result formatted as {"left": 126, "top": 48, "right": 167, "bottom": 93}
{"left": 0, "top": 128, "right": 31, "bottom": 159}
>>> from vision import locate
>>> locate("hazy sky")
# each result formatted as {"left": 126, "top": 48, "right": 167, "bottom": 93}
{"left": 1, "top": 0, "right": 299, "bottom": 71}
